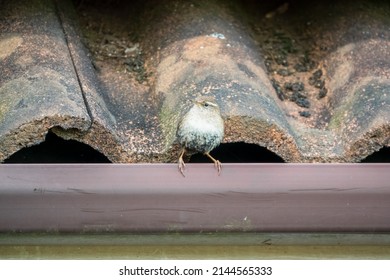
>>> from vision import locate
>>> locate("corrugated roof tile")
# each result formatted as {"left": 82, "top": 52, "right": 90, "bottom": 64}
{"left": 1, "top": 0, "right": 389, "bottom": 162}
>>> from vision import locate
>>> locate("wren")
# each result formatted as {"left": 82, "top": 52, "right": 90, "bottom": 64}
{"left": 176, "top": 96, "right": 224, "bottom": 176}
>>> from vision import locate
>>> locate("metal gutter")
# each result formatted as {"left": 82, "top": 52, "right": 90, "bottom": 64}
{"left": 1, "top": 233, "right": 390, "bottom": 246}
{"left": 2, "top": 243, "right": 390, "bottom": 260}
{"left": 0, "top": 163, "right": 389, "bottom": 232}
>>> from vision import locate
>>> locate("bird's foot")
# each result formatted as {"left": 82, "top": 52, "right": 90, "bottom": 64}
{"left": 205, "top": 152, "right": 222, "bottom": 176}
{"left": 214, "top": 160, "right": 222, "bottom": 176}
{"left": 178, "top": 157, "right": 186, "bottom": 177}
{"left": 178, "top": 148, "right": 186, "bottom": 177}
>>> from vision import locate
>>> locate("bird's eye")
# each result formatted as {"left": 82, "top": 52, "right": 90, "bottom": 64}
{"left": 203, "top": 102, "right": 209, "bottom": 107}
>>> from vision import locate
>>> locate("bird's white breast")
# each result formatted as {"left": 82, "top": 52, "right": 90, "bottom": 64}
{"left": 181, "top": 106, "right": 224, "bottom": 135}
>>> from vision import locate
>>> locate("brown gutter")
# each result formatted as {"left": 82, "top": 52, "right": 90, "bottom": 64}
{"left": 0, "top": 163, "right": 389, "bottom": 232}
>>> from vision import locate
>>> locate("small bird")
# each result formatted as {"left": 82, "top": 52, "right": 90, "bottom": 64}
{"left": 176, "top": 96, "right": 224, "bottom": 176}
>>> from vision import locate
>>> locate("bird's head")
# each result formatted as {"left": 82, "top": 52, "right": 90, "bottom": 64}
{"left": 194, "top": 96, "right": 220, "bottom": 112}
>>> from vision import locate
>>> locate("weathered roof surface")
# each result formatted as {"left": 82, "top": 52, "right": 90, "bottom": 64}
{"left": 1, "top": 0, "right": 389, "bottom": 163}
{"left": 0, "top": 0, "right": 91, "bottom": 160}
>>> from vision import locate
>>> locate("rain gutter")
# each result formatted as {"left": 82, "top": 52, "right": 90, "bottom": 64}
{"left": 0, "top": 163, "right": 389, "bottom": 233}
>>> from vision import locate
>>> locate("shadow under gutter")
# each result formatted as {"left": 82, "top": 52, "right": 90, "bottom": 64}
{"left": 0, "top": 163, "right": 389, "bottom": 233}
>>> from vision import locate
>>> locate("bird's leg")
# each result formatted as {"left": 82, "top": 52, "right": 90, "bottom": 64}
{"left": 205, "top": 152, "right": 222, "bottom": 175}
{"left": 178, "top": 148, "right": 186, "bottom": 177}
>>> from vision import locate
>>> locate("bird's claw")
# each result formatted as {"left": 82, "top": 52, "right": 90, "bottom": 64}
{"left": 205, "top": 152, "right": 222, "bottom": 176}
{"left": 215, "top": 160, "right": 222, "bottom": 176}
{"left": 178, "top": 158, "right": 186, "bottom": 177}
